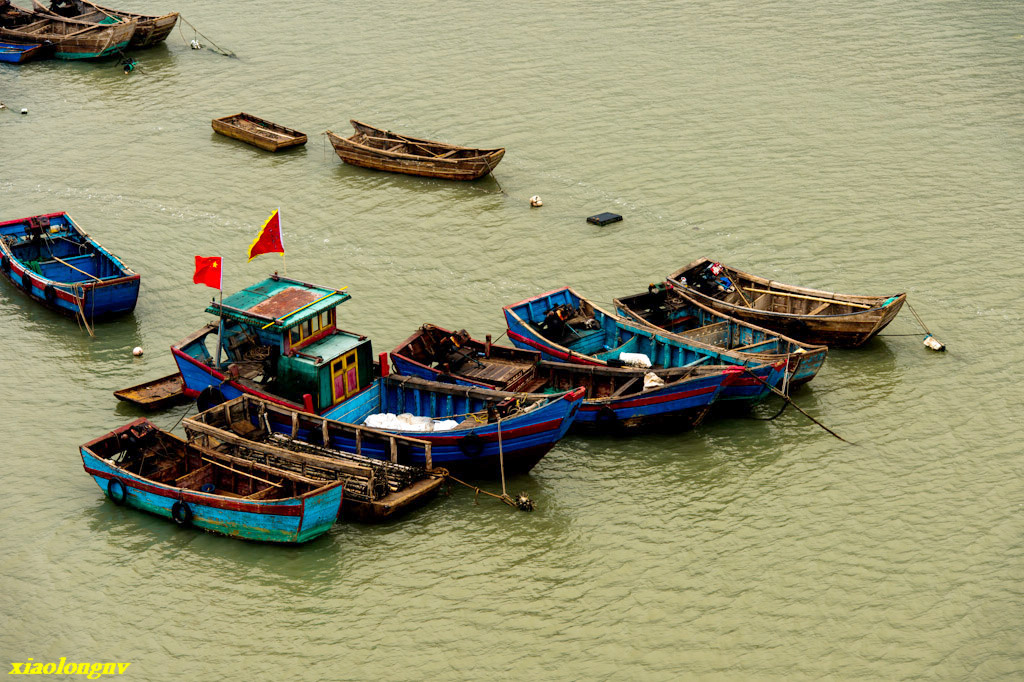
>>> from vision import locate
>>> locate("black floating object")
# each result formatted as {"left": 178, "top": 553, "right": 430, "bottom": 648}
{"left": 587, "top": 212, "right": 623, "bottom": 226}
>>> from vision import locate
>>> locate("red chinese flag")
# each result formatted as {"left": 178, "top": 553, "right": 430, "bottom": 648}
{"left": 248, "top": 209, "right": 284, "bottom": 261}
{"left": 193, "top": 255, "right": 222, "bottom": 289}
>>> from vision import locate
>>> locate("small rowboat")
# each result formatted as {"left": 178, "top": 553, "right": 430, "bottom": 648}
{"left": 668, "top": 259, "right": 906, "bottom": 348}
{"left": 114, "top": 372, "right": 188, "bottom": 410}
{"left": 184, "top": 395, "right": 447, "bottom": 523}
{"left": 325, "top": 120, "right": 505, "bottom": 181}
{"left": 613, "top": 283, "right": 828, "bottom": 386}
{"left": 80, "top": 419, "right": 344, "bottom": 543}
{"left": 32, "top": 0, "right": 177, "bottom": 48}
{"left": 0, "top": 39, "right": 51, "bottom": 63}
{"left": 503, "top": 287, "right": 788, "bottom": 402}
{"left": 0, "top": 4, "right": 135, "bottom": 60}
{"left": 321, "top": 374, "right": 584, "bottom": 477}
{"left": 211, "top": 113, "right": 308, "bottom": 152}
{"left": 390, "top": 324, "right": 739, "bottom": 434}
{"left": 0, "top": 212, "right": 140, "bottom": 325}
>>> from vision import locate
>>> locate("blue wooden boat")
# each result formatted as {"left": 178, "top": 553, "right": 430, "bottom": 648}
{"left": 0, "top": 212, "right": 139, "bottom": 323}
{"left": 172, "top": 275, "right": 374, "bottom": 414}
{"left": 390, "top": 324, "right": 739, "bottom": 434}
{"left": 614, "top": 282, "right": 828, "bottom": 386}
{"left": 503, "top": 287, "right": 788, "bottom": 402}
{"left": 320, "top": 374, "right": 585, "bottom": 476}
{"left": 80, "top": 419, "right": 344, "bottom": 544}
{"left": 0, "top": 40, "right": 50, "bottom": 63}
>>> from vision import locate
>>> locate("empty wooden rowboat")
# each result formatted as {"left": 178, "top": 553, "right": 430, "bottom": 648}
{"left": 667, "top": 259, "right": 906, "bottom": 348}
{"left": 80, "top": 419, "right": 344, "bottom": 543}
{"left": 114, "top": 372, "right": 188, "bottom": 410}
{"left": 325, "top": 120, "right": 505, "bottom": 180}
{"left": 212, "top": 113, "right": 308, "bottom": 152}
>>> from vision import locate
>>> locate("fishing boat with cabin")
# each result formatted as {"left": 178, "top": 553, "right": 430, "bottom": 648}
{"left": 325, "top": 120, "right": 505, "bottom": 181}
{"left": 667, "top": 259, "right": 906, "bottom": 348}
{"left": 0, "top": 212, "right": 140, "bottom": 326}
{"left": 32, "top": 0, "right": 177, "bottom": 48}
{"left": 614, "top": 282, "right": 828, "bottom": 386}
{"left": 184, "top": 395, "right": 447, "bottom": 523}
{"left": 80, "top": 418, "right": 344, "bottom": 543}
{"left": 0, "top": 3, "right": 134, "bottom": 59}
{"left": 170, "top": 275, "right": 583, "bottom": 475}
{"left": 391, "top": 324, "right": 740, "bottom": 433}
{"left": 503, "top": 287, "right": 788, "bottom": 402}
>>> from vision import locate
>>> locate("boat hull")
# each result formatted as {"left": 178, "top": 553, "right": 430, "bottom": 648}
{"left": 80, "top": 423, "right": 343, "bottom": 544}
{"left": 0, "top": 212, "right": 140, "bottom": 320}
{"left": 212, "top": 113, "right": 308, "bottom": 152}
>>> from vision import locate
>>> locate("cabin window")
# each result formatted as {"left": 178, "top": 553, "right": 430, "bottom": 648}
{"left": 288, "top": 311, "right": 332, "bottom": 348}
{"left": 320, "top": 310, "right": 332, "bottom": 329}
{"left": 289, "top": 328, "right": 301, "bottom": 345}
{"left": 301, "top": 319, "right": 312, "bottom": 338}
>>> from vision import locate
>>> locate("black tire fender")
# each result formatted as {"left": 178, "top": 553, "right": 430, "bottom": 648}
{"left": 458, "top": 433, "right": 485, "bottom": 458}
{"left": 107, "top": 478, "right": 128, "bottom": 505}
{"left": 596, "top": 405, "right": 618, "bottom": 424}
{"left": 44, "top": 283, "right": 57, "bottom": 303}
{"left": 171, "top": 500, "right": 193, "bottom": 527}
{"left": 21, "top": 270, "right": 33, "bottom": 294}
{"left": 197, "top": 386, "right": 227, "bottom": 412}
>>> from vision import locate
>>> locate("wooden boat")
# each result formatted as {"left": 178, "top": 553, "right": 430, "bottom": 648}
{"left": 114, "top": 372, "right": 187, "bottom": 410}
{"left": 503, "top": 287, "right": 788, "bottom": 402}
{"left": 321, "top": 374, "right": 585, "bottom": 477}
{"left": 80, "top": 419, "right": 344, "bottom": 543}
{"left": 667, "top": 259, "right": 907, "bottom": 348}
{"left": 184, "top": 395, "right": 446, "bottom": 523}
{"left": 33, "top": 0, "right": 177, "bottom": 48}
{"left": 325, "top": 120, "right": 505, "bottom": 181}
{"left": 0, "top": 212, "right": 140, "bottom": 324}
{"left": 390, "top": 324, "right": 741, "bottom": 433}
{"left": 211, "top": 113, "right": 308, "bottom": 152}
{"left": 0, "top": 39, "right": 51, "bottom": 62}
{"left": 614, "top": 283, "right": 828, "bottom": 386}
{"left": 0, "top": 3, "right": 134, "bottom": 59}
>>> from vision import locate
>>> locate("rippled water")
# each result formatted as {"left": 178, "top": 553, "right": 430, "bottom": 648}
{"left": 2, "top": 1, "right": 1022, "bottom": 678}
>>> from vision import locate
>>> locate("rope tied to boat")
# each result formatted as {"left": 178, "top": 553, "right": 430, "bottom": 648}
{"left": 445, "top": 473, "right": 534, "bottom": 512}
{"left": 740, "top": 367, "right": 853, "bottom": 444}
{"left": 904, "top": 299, "right": 946, "bottom": 351}
{"left": 177, "top": 15, "right": 236, "bottom": 58}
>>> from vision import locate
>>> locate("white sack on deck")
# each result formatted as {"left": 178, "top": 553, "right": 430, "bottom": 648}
{"left": 643, "top": 372, "right": 666, "bottom": 389}
{"left": 619, "top": 352, "right": 652, "bottom": 368}
{"left": 363, "top": 413, "right": 459, "bottom": 432}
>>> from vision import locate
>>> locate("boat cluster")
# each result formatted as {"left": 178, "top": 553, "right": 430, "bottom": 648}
{"left": 1, "top": 206, "right": 916, "bottom": 544}
{"left": 0, "top": 0, "right": 177, "bottom": 64}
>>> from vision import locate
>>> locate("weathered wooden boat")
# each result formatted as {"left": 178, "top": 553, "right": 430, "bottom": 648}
{"left": 113, "top": 372, "right": 187, "bottom": 410}
{"left": 171, "top": 274, "right": 374, "bottom": 414}
{"left": 614, "top": 283, "right": 828, "bottom": 386}
{"left": 34, "top": 0, "right": 177, "bottom": 48}
{"left": 668, "top": 259, "right": 907, "bottom": 348}
{"left": 390, "top": 324, "right": 741, "bottom": 433}
{"left": 80, "top": 419, "right": 344, "bottom": 543}
{"left": 211, "top": 113, "right": 308, "bottom": 152}
{"left": 0, "top": 212, "right": 140, "bottom": 323}
{"left": 184, "top": 395, "right": 446, "bottom": 523}
{"left": 503, "top": 287, "right": 788, "bottom": 402}
{"left": 325, "top": 120, "right": 505, "bottom": 181}
{"left": 0, "top": 39, "right": 51, "bottom": 62}
{"left": 0, "top": 3, "right": 134, "bottom": 59}
{"left": 320, "top": 374, "right": 584, "bottom": 476}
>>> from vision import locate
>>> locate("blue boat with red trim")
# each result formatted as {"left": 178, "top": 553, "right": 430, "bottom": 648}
{"left": 503, "top": 287, "right": 786, "bottom": 402}
{"left": 80, "top": 419, "right": 344, "bottom": 544}
{"left": 390, "top": 324, "right": 739, "bottom": 434}
{"left": 0, "top": 212, "right": 139, "bottom": 322}
{"left": 0, "top": 39, "right": 52, "bottom": 63}
{"left": 320, "top": 374, "right": 585, "bottom": 476}
{"left": 171, "top": 276, "right": 583, "bottom": 476}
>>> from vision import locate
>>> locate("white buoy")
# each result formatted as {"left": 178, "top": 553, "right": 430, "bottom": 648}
{"left": 529, "top": 195, "right": 543, "bottom": 207}
{"left": 923, "top": 334, "right": 946, "bottom": 352}
{"left": 132, "top": 346, "right": 144, "bottom": 357}
{"left": 20, "top": 108, "right": 28, "bottom": 115}
{"left": 190, "top": 39, "right": 202, "bottom": 50}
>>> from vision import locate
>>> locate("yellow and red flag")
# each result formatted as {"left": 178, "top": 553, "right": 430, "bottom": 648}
{"left": 248, "top": 209, "right": 285, "bottom": 262}
{"left": 193, "top": 256, "right": 222, "bottom": 289}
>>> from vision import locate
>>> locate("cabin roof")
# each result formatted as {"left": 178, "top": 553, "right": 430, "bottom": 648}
{"left": 208, "top": 276, "right": 350, "bottom": 330}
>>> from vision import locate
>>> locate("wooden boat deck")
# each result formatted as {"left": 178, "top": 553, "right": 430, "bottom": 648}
{"left": 212, "top": 113, "right": 308, "bottom": 152}
{"left": 114, "top": 372, "right": 187, "bottom": 410}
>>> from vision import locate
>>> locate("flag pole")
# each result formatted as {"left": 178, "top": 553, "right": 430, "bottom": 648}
{"left": 279, "top": 207, "right": 286, "bottom": 275}
{"left": 214, "top": 288, "right": 224, "bottom": 370}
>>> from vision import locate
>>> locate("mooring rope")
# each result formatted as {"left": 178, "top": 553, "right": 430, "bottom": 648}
{"left": 445, "top": 473, "right": 534, "bottom": 511}
{"left": 740, "top": 367, "right": 853, "bottom": 444}
{"left": 177, "top": 15, "right": 237, "bottom": 58}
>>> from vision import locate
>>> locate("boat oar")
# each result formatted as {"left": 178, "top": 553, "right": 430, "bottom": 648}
{"left": 200, "top": 456, "right": 283, "bottom": 487}
{"left": 742, "top": 287, "right": 873, "bottom": 310}
{"left": 723, "top": 268, "right": 752, "bottom": 307}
